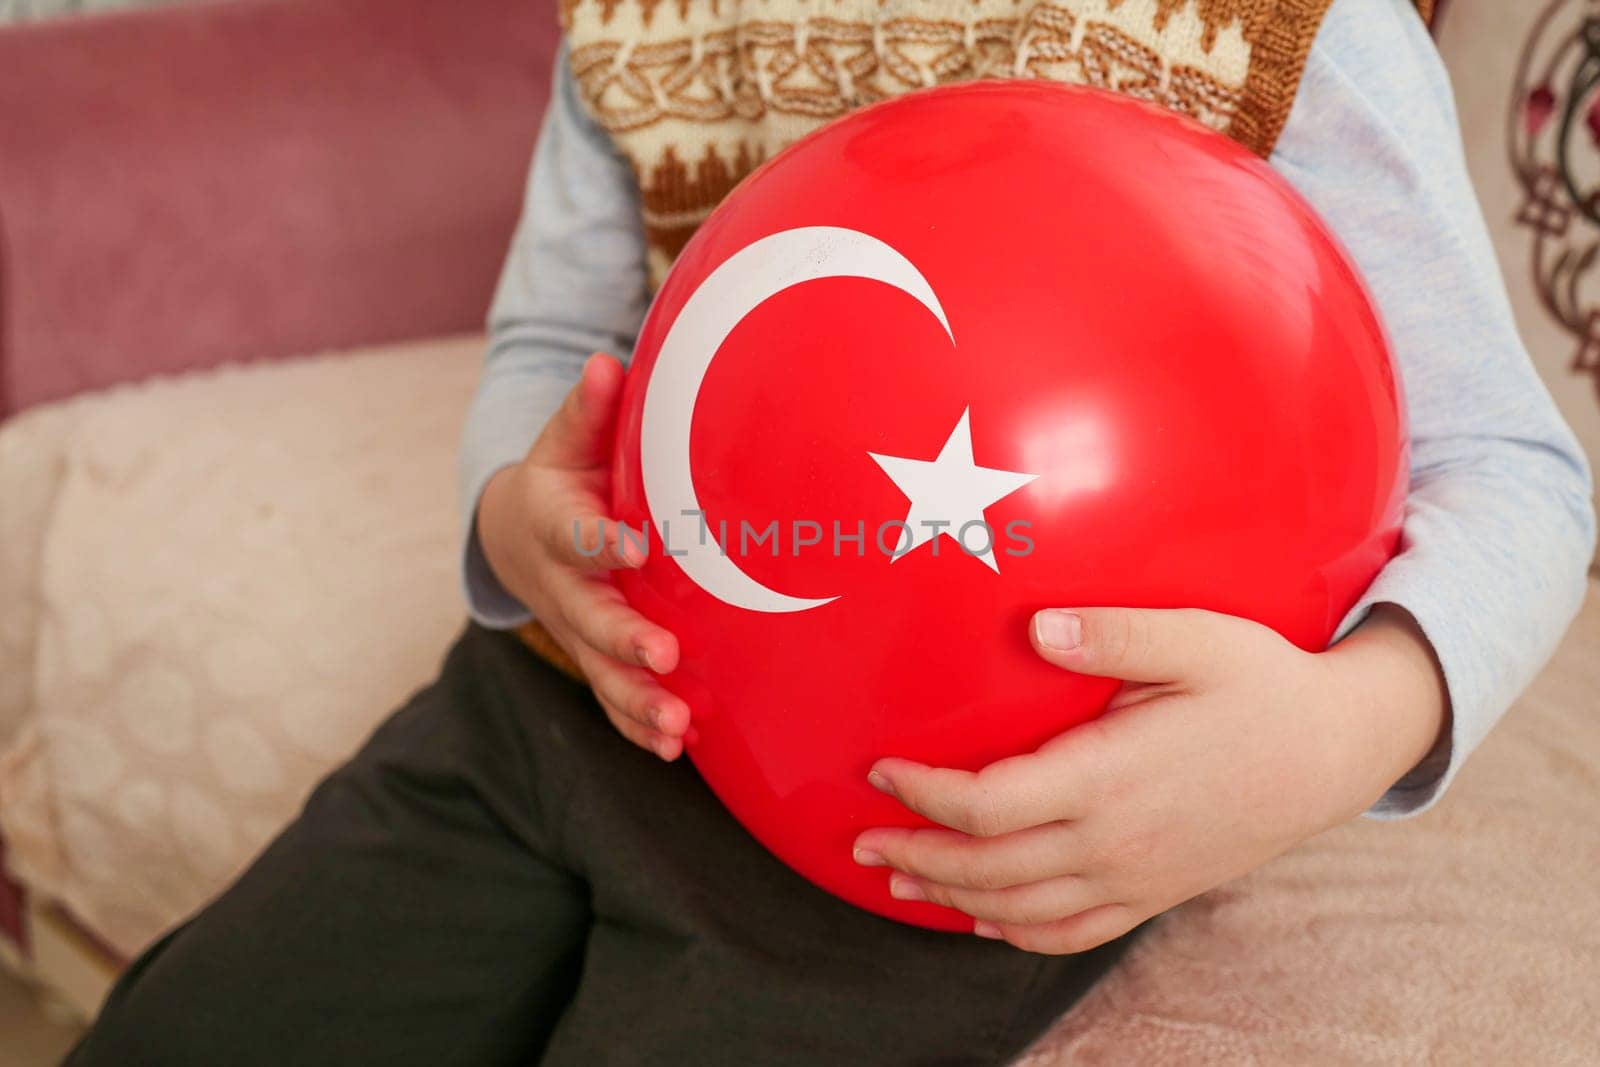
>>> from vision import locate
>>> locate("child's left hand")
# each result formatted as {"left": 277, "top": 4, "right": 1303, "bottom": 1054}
{"left": 852, "top": 604, "right": 1449, "bottom": 954}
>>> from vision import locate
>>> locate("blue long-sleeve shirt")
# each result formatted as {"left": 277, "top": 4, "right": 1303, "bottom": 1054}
{"left": 457, "top": 0, "right": 1597, "bottom": 819}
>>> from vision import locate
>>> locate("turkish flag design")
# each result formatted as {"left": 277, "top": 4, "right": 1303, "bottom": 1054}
{"left": 611, "top": 81, "right": 1406, "bottom": 930}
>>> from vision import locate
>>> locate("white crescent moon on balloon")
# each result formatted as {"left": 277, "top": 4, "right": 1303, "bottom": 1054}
{"left": 640, "top": 225, "right": 954, "bottom": 614}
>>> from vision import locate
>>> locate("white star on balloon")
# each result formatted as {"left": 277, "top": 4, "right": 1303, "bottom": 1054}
{"left": 868, "top": 407, "right": 1039, "bottom": 572}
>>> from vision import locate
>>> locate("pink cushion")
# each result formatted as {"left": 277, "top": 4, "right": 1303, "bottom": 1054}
{"left": 0, "top": 0, "right": 557, "bottom": 416}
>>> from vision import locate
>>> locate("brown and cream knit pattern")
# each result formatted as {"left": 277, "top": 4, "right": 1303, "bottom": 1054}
{"left": 559, "top": 0, "right": 1434, "bottom": 288}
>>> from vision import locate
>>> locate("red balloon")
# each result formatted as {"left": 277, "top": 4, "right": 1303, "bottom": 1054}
{"left": 610, "top": 81, "right": 1406, "bottom": 931}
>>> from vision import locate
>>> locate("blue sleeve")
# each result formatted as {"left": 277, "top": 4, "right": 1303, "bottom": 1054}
{"left": 1271, "top": 0, "right": 1597, "bottom": 816}
{"left": 456, "top": 42, "right": 651, "bottom": 628}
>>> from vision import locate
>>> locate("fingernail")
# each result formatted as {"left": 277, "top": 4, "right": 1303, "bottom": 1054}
{"left": 853, "top": 848, "right": 886, "bottom": 867}
{"left": 867, "top": 769, "right": 896, "bottom": 796}
{"left": 889, "top": 876, "right": 926, "bottom": 902}
{"left": 647, "top": 705, "right": 663, "bottom": 729}
{"left": 653, "top": 736, "right": 675, "bottom": 759}
{"left": 635, "top": 643, "right": 657, "bottom": 672}
{"left": 1036, "top": 610, "right": 1082, "bottom": 651}
{"left": 973, "top": 921, "right": 1004, "bottom": 940}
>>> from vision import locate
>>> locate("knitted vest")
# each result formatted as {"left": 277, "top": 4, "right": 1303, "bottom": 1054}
{"left": 522, "top": 0, "right": 1434, "bottom": 679}
{"left": 558, "top": 0, "right": 1435, "bottom": 288}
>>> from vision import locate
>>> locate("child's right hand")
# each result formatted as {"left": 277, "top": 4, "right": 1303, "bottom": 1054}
{"left": 476, "top": 353, "right": 690, "bottom": 759}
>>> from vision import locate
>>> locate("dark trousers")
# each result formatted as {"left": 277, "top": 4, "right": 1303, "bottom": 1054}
{"left": 66, "top": 623, "right": 1136, "bottom": 1066}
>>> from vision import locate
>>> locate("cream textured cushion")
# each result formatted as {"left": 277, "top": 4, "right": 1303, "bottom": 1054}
{"left": 0, "top": 335, "right": 484, "bottom": 957}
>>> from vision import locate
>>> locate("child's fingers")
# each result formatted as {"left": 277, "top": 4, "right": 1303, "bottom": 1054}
{"left": 1029, "top": 607, "right": 1241, "bottom": 687}
{"left": 551, "top": 570, "right": 679, "bottom": 674}
{"left": 596, "top": 692, "right": 682, "bottom": 760}
{"left": 887, "top": 871, "right": 1101, "bottom": 929}
{"left": 977, "top": 902, "right": 1141, "bottom": 956}
{"left": 866, "top": 750, "right": 1087, "bottom": 838}
{"left": 576, "top": 646, "right": 691, "bottom": 751}
{"left": 543, "top": 503, "right": 647, "bottom": 572}
{"left": 852, "top": 821, "right": 1082, "bottom": 891}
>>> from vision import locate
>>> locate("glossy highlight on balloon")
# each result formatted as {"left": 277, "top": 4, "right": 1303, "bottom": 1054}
{"left": 610, "top": 81, "right": 1408, "bottom": 931}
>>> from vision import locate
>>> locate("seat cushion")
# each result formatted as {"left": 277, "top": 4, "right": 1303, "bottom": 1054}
{"left": 0, "top": 335, "right": 484, "bottom": 956}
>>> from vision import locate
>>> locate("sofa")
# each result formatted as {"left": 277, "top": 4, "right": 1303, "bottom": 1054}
{"left": 1, "top": 0, "right": 1596, "bottom": 1062}
{"left": 0, "top": 0, "right": 555, "bottom": 991}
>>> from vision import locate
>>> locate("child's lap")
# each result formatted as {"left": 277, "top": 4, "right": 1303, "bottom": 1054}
{"left": 470, "top": 623, "right": 1137, "bottom": 1065}
{"left": 70, "top": 623, "right": 1135, "bottom": 1066}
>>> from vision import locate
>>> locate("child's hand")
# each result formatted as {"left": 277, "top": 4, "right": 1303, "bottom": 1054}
{"left": 852, "top": 604, "right": 1448, "bottom": 953}
{"left": 477, "top": 353, "right": 690, "bottom": 759}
